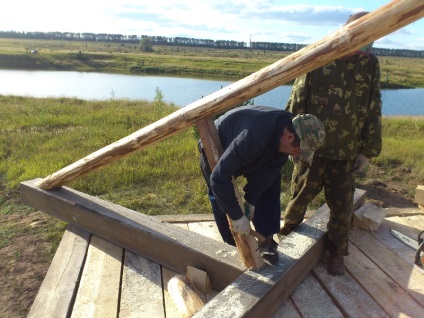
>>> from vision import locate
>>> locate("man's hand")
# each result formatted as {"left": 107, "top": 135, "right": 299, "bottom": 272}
{"left": 352, "top": 154, "right": 369, "bottom": 172}
{"left": 232, "top": 216, "right": 251, "bottom": 235}
{"left": 244, "top": 201, "right": 255, "bottom": 220}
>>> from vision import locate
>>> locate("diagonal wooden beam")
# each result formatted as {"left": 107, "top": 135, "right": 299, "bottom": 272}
{"left": 36, "top": 0, "right": 424, "bottom": 190}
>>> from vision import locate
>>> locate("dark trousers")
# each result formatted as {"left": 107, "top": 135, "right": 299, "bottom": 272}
{"left": 281, "top": 156, "right": 354, "bottom": 255}
{"left": 199, "top": 147, "right": 281, "bottom": 246}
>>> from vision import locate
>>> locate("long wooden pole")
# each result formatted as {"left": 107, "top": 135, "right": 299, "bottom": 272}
{"left": 36, "top": 0, "right": 424, "bottom": 190}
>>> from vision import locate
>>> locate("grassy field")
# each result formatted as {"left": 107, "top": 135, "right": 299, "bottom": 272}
{"left": 1, "top": 38, "right": 424, "bottom": 87}
{"left": 1, "top": 94, "right": 424, "bottom": 224}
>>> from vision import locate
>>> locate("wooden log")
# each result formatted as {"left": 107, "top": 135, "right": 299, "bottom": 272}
{"left": 196, "top": 117, "right": 264, "bottom": 269}
{"left": 162, "top": 267, "right": 184, "bottom": 318}
{"left": 168, "top": 275, "right": 206, "bottom": 318}
{"left": 35, "top": 0, "right": 424, "bottom": 190}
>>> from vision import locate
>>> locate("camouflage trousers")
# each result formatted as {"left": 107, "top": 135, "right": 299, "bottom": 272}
{"left": 281, "top": 156, "right": 354, "bottom": 256}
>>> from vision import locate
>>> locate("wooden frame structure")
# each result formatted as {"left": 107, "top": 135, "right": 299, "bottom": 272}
{"left": 20, "top": 1, "right": 424, "bottom": 316}
{"left": 21, "top": 180, "right": 366, "bottom": 317}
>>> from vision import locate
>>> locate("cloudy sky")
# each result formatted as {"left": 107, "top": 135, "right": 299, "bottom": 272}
{"left": 1, "top": 0, "right": 423, "bottom": 50}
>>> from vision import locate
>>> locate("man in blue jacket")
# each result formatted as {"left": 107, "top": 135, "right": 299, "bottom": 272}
{"left": 199, "top": 105, "right": 325, "bottom": 264}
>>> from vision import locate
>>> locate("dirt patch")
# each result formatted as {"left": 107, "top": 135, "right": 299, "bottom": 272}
{"left": 0, "top": 209, "right": 64, "bottom": 318}
{"left": 356, "top": 163, "right": 422, "bottom": 209}
{"left": 0, "top": 162, "right": 422, "bottom": 317}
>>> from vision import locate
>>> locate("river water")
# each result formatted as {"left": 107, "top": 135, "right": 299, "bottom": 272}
{"left": 1, "top": 69, "right": 423, "bottom": 116}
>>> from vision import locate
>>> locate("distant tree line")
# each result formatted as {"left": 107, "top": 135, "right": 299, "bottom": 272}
{"left": 1, "top": 30, "right": 423, "bottom": 58}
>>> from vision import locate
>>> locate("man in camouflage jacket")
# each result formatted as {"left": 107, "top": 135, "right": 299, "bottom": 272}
{"left": 280, "top": 11, "right": 382, "bottom": 275}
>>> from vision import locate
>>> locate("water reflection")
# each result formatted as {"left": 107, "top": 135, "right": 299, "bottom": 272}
{"left": 0, "top": 69, "right": 423, "bottom": 116}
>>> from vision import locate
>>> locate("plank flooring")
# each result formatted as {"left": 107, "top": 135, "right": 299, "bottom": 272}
{"left": 28, "top": 210, "right": 424, "bottom": 318}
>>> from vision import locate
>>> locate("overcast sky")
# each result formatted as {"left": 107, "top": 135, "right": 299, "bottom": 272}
{"left": 1, "top": 0, "right": 423, "bottom": 50}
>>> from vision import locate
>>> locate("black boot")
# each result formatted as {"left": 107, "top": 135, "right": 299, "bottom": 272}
{"left": 258, "top": 235, "right": 279, "bottom": 265}
{"left": 328, "top": 252, "right": 345, "bottom": 276}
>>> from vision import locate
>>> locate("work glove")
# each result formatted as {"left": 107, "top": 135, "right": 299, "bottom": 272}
{"left": 244, "top": 201, "right": 255, "bottom": 221}
{"left": 352, "top": 154, "right": 369, "bottom": 172}
{"left": 232, "top": 216, "right": 251, "bottom": 236}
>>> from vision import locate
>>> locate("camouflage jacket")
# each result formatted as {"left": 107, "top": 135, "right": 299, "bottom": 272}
{"left": 285, "top": 54, "right": 382, "bottom": 160}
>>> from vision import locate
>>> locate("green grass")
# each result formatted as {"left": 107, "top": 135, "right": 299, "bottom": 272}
{"left": 376, "top": 116, "right": 424, "bottom": 173}
{"left": 1, "top": 38, "right": 424, "bottom": 87}
{"left": 2, "top": 95, "right": 424, "bottom": 213}
{"left": 1, "top": 94, "right": 424, "bottom": 253}
{"left": 0, "top": 95, "right": 209, "bottom": 215}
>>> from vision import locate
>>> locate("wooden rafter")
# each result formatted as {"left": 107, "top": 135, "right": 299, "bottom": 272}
{"left": 35, "top": 0, "right": 424, "bottom": 190}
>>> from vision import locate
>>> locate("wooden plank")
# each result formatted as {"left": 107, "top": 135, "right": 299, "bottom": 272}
{"left": 313, "top": 256, "right": 388, "bottom": 317}
{"left": 383, "top": 215, "right": 424, "bottom": 240}
{"left": 120, "top": 250, "right": 165, "bottom": 318}
{"left": 20, "top": 179, "right": 244, "bottom": 291}
{"left": 35, "top": 0, "right": 424, "bottom": 190}
{"left": 71, "top": 236, "right": 122, "bottom": 318}
{"left": 371, "top": 224, "right": 423, "bottom": 271}
{"left": 271, "top": 297, "right": 301, "bottom": 318}
{"left": 290, "top": 274, "right": 343, "bottom": 318}
{"left": 353, "top": 203, "right": 386, "bottom": 231}
{"left": 349, "top": 227, "right": 424, "bottom": 307}
{"left": 157, "top": 214, "right": 215, "bottom": 223}
{"left": 187, "top": 266, "right": 212, "bottom": 294}
{"left": 157, "top": 213, "right": 310, "bottom": 223}
{"left": 384, "top": 207, "right": 424, "bottom": 217}
{"left": 187, "top": 221, "right": 222, "bottom": 243}
{"left": 345, "top": 242, "right": 424, "bottom": 317}
{"left": 28, "top": 225, "right": 90, "bottom": 318}
{"left": 194, "top": 189, "right": 367, "bottom": 318}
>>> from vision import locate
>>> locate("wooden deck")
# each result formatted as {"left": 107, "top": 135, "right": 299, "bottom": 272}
{"left": 21, "top": 180, "right": 424, "bottom": 317}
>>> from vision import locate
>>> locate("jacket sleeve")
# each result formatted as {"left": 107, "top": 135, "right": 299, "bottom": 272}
{"left": 360, "top": 59, "right": 382, "bottom": 158}
{"left": 210, "top": 131, "right": 260, "bottom": 220}
{"left": 285, "top": 74, "right": 309, "bottom": 115}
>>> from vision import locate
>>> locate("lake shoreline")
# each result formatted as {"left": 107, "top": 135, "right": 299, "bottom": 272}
{"left": 1, "top": 38, "right": 423, "bottom": 88}
{"left": 1, "top": 69, "right": 423, "bottom": 116}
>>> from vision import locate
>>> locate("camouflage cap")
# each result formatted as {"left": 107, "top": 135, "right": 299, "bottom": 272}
{"left": 292, "top": 114, "right": 325, "bottom": 164}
